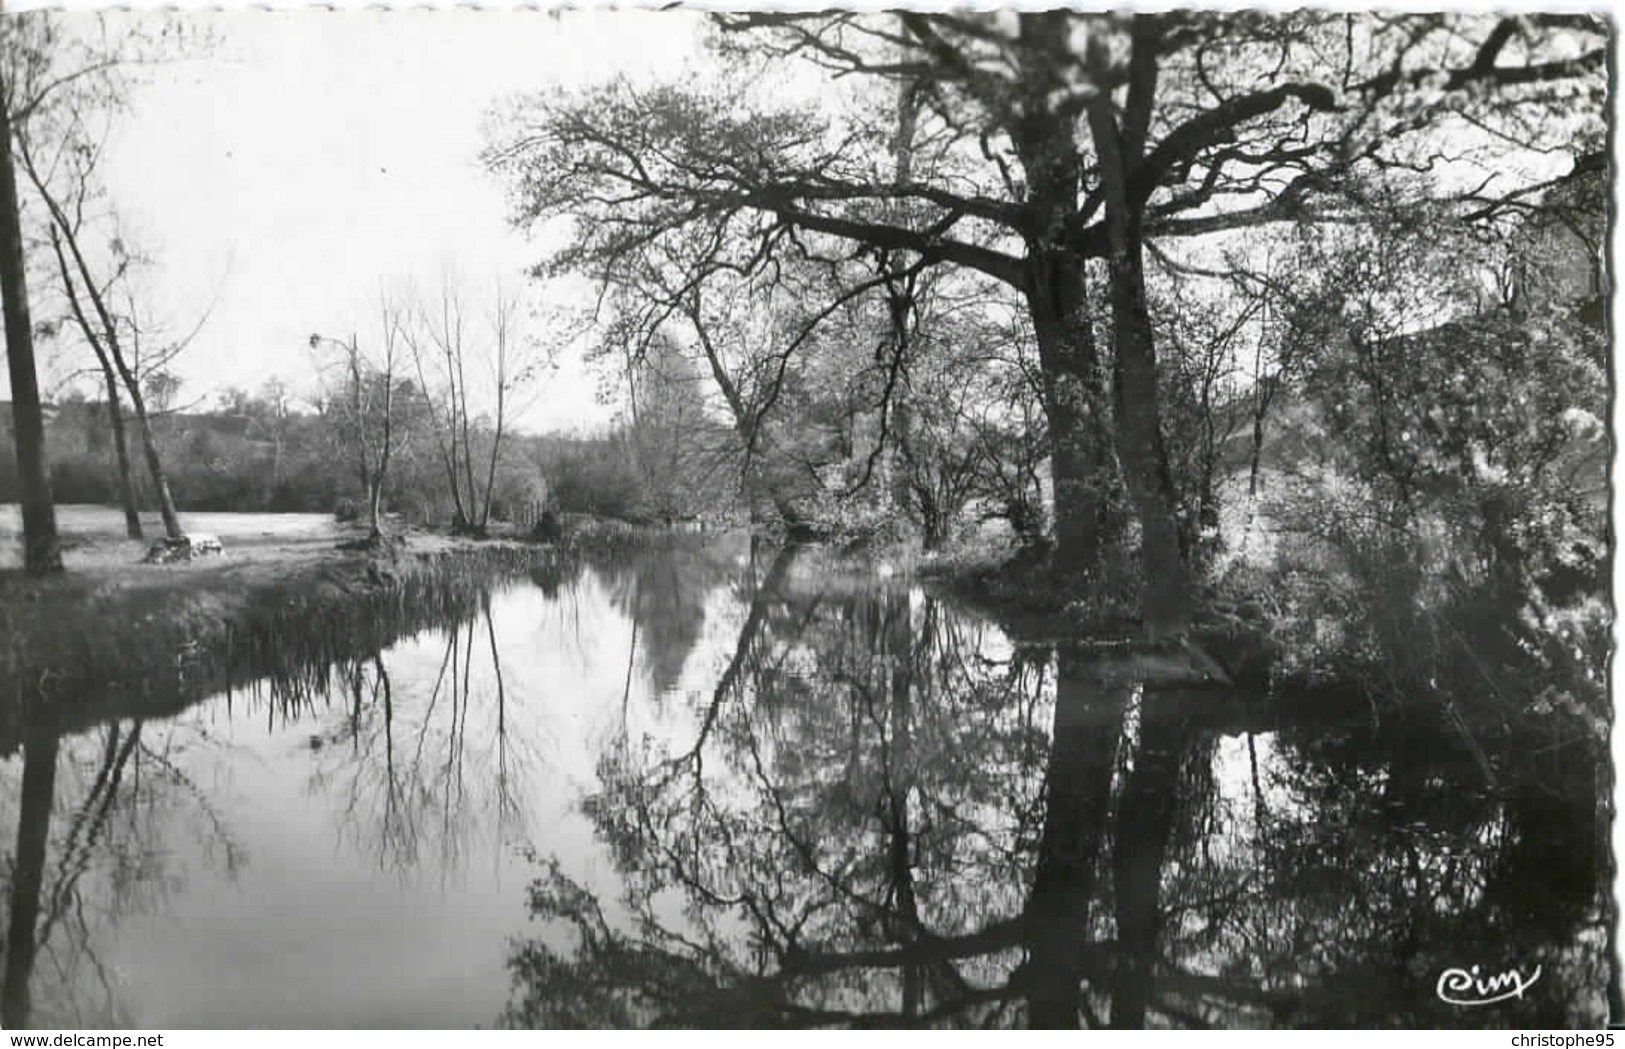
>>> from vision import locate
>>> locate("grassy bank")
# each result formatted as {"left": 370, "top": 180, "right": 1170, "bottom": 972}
{"left": 0, "top": 528, "right": 562, "bottom": 738}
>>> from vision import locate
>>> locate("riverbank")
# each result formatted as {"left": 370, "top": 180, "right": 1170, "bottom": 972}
{"left": 909, "top": 539, "right": 1283, "bottom": 692}
{"left": 0, "top": 528, "right": 563, "bottom": 735}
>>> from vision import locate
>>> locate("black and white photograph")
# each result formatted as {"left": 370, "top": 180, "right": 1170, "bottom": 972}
{"left": 0, "top": 5, "right": 1612, "bottom": 1031}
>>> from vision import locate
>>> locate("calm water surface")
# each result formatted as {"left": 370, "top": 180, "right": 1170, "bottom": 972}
{"left": 0, "top": 535, "right": 1611, "bottom": 1028}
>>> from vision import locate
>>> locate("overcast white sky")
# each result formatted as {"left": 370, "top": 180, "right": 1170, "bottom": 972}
{"left": 8, "top": 6, "right": 1602, "bottom": 432}
{"left": 22, "top": 9, "right": 718, "bottom": 432}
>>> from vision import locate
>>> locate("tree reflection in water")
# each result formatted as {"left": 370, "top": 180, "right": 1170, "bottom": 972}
{"left": 0, "top": 542, "right": 740, "bottom": 1028}
{"left": 503, "top": 547, "right": 1611, "bottom": 1029}
{"left": 0, "top": 540, "right": 1606, "bottom": 1028}
{"left": 0, "top": 709, "right": 251, "bottom": 1028}
{"left": 0, "top": 562, "right": 541, "bottom": 1028}
{"left": 586, "top": 532, "right": 754, "bottom": 698}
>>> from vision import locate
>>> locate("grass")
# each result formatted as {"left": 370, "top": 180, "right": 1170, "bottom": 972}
{"left": 0, "top": 505, "right": 337, "bottom": 567}
{"left": 0, "top": 507, "right": 569, "bottom": 733}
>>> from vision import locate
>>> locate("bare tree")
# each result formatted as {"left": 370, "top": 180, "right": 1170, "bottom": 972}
{"left": 403, "top": 278, "right": 537, "bottom": 535}
{"left": 312, "top": 294, "right": 408, "bottom": 543}
{"left": 1, "top": 11, "right": 199, "bottom": 566}
{"left": 20, "top": 113, "right": 142, "bottom": 536}
{"left": 18, "top": 127, "right": 195, "bottom": 541}
{"left": 47, "top": 224, "right": 142, "bottom": 539}
{"left": 477, "top": 285, "right": 522, "bottom": 534}
{"left": 406, "top": 279, "right": 475, "bottom": 532}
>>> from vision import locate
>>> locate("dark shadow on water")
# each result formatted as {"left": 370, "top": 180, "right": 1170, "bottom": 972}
{"left": 499, "top": 557, "right": 1614, "bottom": 1029}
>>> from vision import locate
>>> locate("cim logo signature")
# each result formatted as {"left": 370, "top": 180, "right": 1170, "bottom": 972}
{"left": 1436, "top": 964, "right": 1543, "bottom": 1007}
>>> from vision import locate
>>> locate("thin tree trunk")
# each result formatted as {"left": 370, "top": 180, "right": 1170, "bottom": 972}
{"left": 128, "top": 394, "right": 182, "bottom": 540}
{"left": 456, "top": 358, "right": 480, "bottom": 529}
{"left": 440, "top": 302, "right": 480, "bottom": 529}
{"left": 270, "top": 416, "right": 284, "bottom": 505}
{"left": 347, "top": 337, "right": 381, "bottom": 540}
{"left": 0, "top": 91, "right": 62, "bottom": 575}
{"left": 408, "top": 346, "right": 467, "bottom": 528}
{"left": 446, "top": 368, "right": 469, "bottom": 529}
{"left": 437, "top": 305, "right": 477, "bottom": 528}
{"left": 1240, "top": 401, "right": 1268, "bottom": 556}
{"left": 373, "top": 360, "right": 394, "bottom": 540}
{"left": 48, "top": 226, "right": 141, "bottom": 539}
{"left": 101, "top": 364, "right": 142, "bottom": 539}
{"left": 33, "top": 165, "right": 183, "bottom": 540}
{"left": 367, "top": 483, "right": 383, "bottom": 539}
{"left": 1247, "top": 406, "right": 1267, "bottom": 502}
{"left": 479, "top": 343, "right": 504, "bottom": 532}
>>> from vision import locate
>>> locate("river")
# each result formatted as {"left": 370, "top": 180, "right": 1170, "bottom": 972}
{"left": 0, "top": 534, "right": 1610, "bottom": 1028}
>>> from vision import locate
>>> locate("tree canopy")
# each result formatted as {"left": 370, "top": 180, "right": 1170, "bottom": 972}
{"left": 486, "top": 11, "right": 1608, "bottom": 635}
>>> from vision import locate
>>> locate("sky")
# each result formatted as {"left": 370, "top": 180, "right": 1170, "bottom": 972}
{"left": 7, "top": 6, "right": 1606, "bottom": 433}
{"left": 16, "top": 8, "right": 719, "bottom": 433}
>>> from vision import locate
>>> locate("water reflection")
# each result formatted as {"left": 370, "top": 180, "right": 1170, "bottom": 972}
{"left": 585, "top": 535, "right": 746, "bottom": 697}
{"left": 500, "top": 549, "right": 1612, "bottom": 1029}
{"left": 0, "top": 555, "right": 539, "bottom": 1027}
{"left": 0, "top": 538, "right": 1609, "bottom": 1027}
{"left": 0, "top": 707, "right": 254, "bottom": 1028}
{"left": 306, "top": 595, "right": 542, "bottom": 876}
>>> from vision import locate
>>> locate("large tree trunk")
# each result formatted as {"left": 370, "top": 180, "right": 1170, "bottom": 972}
{"left": 876, "top": 71, "right": 921, "bottom": 528}
{"left": 1107, "top": 688, "right": 1189, "bottom": 1028}
{"left": 1023, "top": 660, "right": 1129, "bottom": 1027}
{"left": 1025, "top": 254, "right": 1117, "bottom": 579}
{"left": 1010, "top": 19, "right": 1121, "bottom": 583}
{"left": 1088, "top": 84, "right": 1192, "bottom": 639}
{"left": 0, "top": 93, "right": 62, "bottom": 576}
{"left": 1103, "top": 250, "right": 1190, "bottom": 637}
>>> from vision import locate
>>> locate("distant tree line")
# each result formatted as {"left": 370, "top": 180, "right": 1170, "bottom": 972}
{"left": 0, "top": 381, "right": 753, "bottom": 530}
